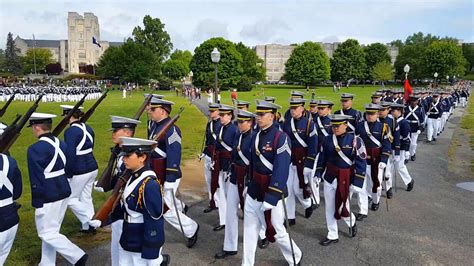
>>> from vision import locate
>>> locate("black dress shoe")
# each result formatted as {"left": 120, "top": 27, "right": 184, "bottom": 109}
{"left": 355, "top": 213, "right": 367, "bottom": 221}
{"left": 305, "top": 205, "right": 314, "bottom": 218}
{"left": 404, "top": 159, "right": 409, "bottom": 164}
{"left": 213, "top": 224, "right": 225, "bottom": 231}
{"left": 289, "top": 219, "right": 296, "bottom": 226}
{"left": 183, "top": 205, "right": 189, "bottom": 214}
{"left": 386, "top": 188, "right": 393, "bottom": 199}
{"left": 411, "top": 155, "right": 416, "bottom": 161}
{"left": 433, "top": 138, "right": 437, "bottom": 142}
{"left": 203, "top": 206, "right": 217, "bottom": 213}
{"left": 319, "top": 238, "right": 339, "bottom": 246}
{"left": 371, "top": 203, "right": 379, "bottom": 211}
{"left": 349, "top": 223, "right": 357, "bottom": 238}
{"left": 215, "top": 250, "right": 237, "bottom": 259}
{"left": 258, "top": 238, "right": 270, "bottom": 249}
{"left": 407, "top": 180, "right": 414, "bottom": 191}
{"left": 161, "top": 254, "right": 171, "bottom": 266}
{"left": 75, "top": 254, "right": 88, "bottom": 266}
{"left": 187, "top": 225, "right": 199, "bottom": 248}
{"left": 312, "top": 203, "right": 319, "bottom": 210}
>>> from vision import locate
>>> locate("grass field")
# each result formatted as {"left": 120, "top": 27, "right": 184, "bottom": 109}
{"left": 3, "top": 85, "right": 381, "bottom": 265}
{"left": 460, "top": 98, "right": 474, "bottom": 176}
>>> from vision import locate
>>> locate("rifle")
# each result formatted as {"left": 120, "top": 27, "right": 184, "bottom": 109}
{"left": 80, "top": 89, "right": 109, "bottom": 123}
{"left": 0, "top": 94, "right": 16, "bottom": 117}
{"left": 95, "top": 93, "right": 153, "bottom": 191}
{"left": 94, "top": 107, "right": 185, "bottom": 226}
{"left": 0, "top": 95, "right": 43, "bottom": 153}
{"left": 52, "top": 93, "right": 88, "bottom": 136}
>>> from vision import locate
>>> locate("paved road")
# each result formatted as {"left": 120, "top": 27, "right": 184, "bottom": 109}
{"left": 78, "top": 105, "right": 473, "bottom": 265}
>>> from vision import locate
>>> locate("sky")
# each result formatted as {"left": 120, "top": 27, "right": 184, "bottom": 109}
{"left": 0, "top": 0, "right": 473, "bottom": 52}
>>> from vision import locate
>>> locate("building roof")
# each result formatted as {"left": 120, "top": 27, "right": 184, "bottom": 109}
{"left": 17, "top": 37, "right": 61, "bottom": 48}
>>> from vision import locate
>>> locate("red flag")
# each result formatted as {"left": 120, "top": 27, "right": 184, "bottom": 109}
{"left": 404, "top": 79, "right": 413, "bottom": 102}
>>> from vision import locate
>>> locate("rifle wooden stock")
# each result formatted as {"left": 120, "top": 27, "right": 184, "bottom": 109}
{"left": 81, "top": 89, "right": 109, "bottom": 123}
{"left": 95, "top": 94, "right": 154, "bottom": 191}
{"left": 94, "top": 107, "right": 185, "bottom": 225}
{"left": 52, "top": 93, "right": 89, "bottom": 136}
{"left": 0, "top": 94, "right": 16, "bottom": 117}
{"left": 0, "top": 95, "right": 43, "bottom": 153}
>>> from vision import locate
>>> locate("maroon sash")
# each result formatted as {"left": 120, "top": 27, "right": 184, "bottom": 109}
{"left": 291, "top": 147, "right": 311, "bottom": 199}
{"left": 150, "top": 158, "right": 169, "bottom": 213}
{"left": 366, "top": 147, "right": 381, "bottom": 193}
{"left": 326, "top": 163, "right": 352, "bottom": 220}
{"left": 233, "top": 164, "right": 247, "bottom": 211}
{"left": 252, "top": 171, "right": 276, "bottom": 243}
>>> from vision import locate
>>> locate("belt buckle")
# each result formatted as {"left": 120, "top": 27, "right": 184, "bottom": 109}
{"left": 367, "top": 132, "right": 372, "bottom": 137}
{"left": 256, "top": 150, "right": 261, "bottom": 156}
{"left": 335, "top": 145, "right": 341, "bottom": 152}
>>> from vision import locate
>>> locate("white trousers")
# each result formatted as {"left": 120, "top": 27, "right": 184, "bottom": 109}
{"left": 440, "top": 113, "right": 449, "bottom": 133}
{"left": 122, "top": 90, "right": 127, "bottom": 99}
{"left": 35, "top": 199, "right": 85, "bottom": 265}
{"left": 68, "top": 169, "right": 98, "bottom": 230}
{"left": 163, "top": 179, "right": 198, "bottom": 238}
{"left": 460, "top": 97, "right": 466, "bottom": 107}
{"left": 203, "top": 155, "right": 212, "bottom": 200}
{"left": 426, "top": 118, "right": 440, "bottom": 141}
{"left": 111, "top": 220, "right": 123, "bottom": 266}
{"left": 119, "top": 246, "right": 162, "bottom": 265}
{"left": 310, "top": 177, "right": 320, "bottom": 205}
{"left": 224, "top": 183, "right": 240, "bottom": 251}
{"left": 352, "top": 173, "right": 369, "bottom": 215}
{"left": 366, "top": 164, "right": 384, "bottom": 204}
{"left": 386, "top": 152, "right": 412, "bottom": 190}
{"left": 409, "top": 132, "right": 420, "bottom": 156}
{"left": 214, "top": 170, "right": 228, "bottom": 226}
{"left": 324, "top": 179, "right": 355, "bottom": 240}
{"left": 286, "top": 165, "right": 311, "bottom": 219}
{"left": 0, "top": 224, "right": 18, "bottom": 265}
{"left": 242, "top": 196, "right": 302, "bottom": 266}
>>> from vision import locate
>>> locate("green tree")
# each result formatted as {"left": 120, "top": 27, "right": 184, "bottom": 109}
{"left": 363, "top": 43, "right": 391, "bottom": 80}
{"left": 190, "top": 37, "right": 243, "bottom": 89}
{"left": 96, "top": 40, "right": 157, "bottom": 83}
{"left": 170, "top": 49, "right": 193, "bottom": 68}
{"left": 372, "top": 61, "right": 393, "bottom": 81}
{"left": 0, "top": 49, "right": 5, "bottom": 72}
{"left": 284, "top": 41, "right": 330, "bottom": 88}
{"left": 423, "top": 40, "right": 467, "bottom": 78}
{"left": 330, "top": 39, "right": 366, "bottom": 82}
{"left": 4, "top": 32, "right": 22, "bottom": 74}
{"left": 21, "top": 48, "right": 54, "bottom": 74}
{"left": 462, "top": 43, "right": 474, "bottom": 72}
{"left": 162, "top": 59, "right": 188, "bottom": 80}
{"left": 132, "top": 15, "right": 173, "bottom": 69}
{"left": 235, "top": 42, "right": 266, "bottom": 83}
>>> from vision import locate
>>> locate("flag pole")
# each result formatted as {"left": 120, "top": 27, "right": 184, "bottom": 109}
{"left": 32, "top": 34, "right": 37, "bottom": 75}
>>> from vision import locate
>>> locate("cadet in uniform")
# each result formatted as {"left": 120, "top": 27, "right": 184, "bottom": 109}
{"left": 404, "top": 96, "right": 425, "bottom": 161}
{"left": 426, "top": 92, "right": 442, "bottom": 143}
{"left": 201, "top": 103, "right": 221, "bottom": 213}
{"left": 334, "top": 93, "right": 362, "bottom": 133}
{"left": 388, "top": 104, "right": 415, "bottom": 191}
{"left": 118, "top": 137, "right": 170, "bottom": 266}
{"left": 215, "top": 109, "right": 255, "bottom": 259}
{"left": 94, "top": 116, "right": 141, "bottom": 266}
{"left": 283, "top": 90, "right": 309, "bottom": 121}
{"left": 355, "top": 105, "right": 391, "bottom": 213}
{"left": 371, "top": 92, "right": 383, "bottom": 104}
{"left": 282, "top": 98, "right": 317, "bottom": 225}
{"left": 316, "top": 115, "right": 366, "bottom": 246}
{"left": 211, "top": 104, "right": 239, "bottom": 231}
{"left": 263, "top": 96, "right": 283, "bottom": 124}
{"left": 312, "top": 100, "right": 334, "bottom": 207}
{"left": 243, "top": 100, "right": 303, "bottom": 265}
{"left": 147, "top": 98, "right": 199, "bottom": 248}
{"left": 0, "top": 153, "right": 22, "bottom": 264}
{"left": 27, "top": 113, "right": 87, "bottom": 266}
{"left": 61, "top": 105, "right": 101, "bottom": 232}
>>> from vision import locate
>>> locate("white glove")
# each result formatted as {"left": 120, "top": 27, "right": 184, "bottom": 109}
{"left": 303, "top": 167, "right": 312, "bottom": 183}
{"left": 350, "top": 185, "right": 362, "bottom": 194}
{"left": 416, "top": 130, "right": 421, "bottom": 134}
{"left": 88, "top": 219, "right": 101, "bottom": 229}
{"left": 313, "top": 176, "right": 321, "bottom": 184}
{"left": 93, "top": 181, "right": 104, "bottom": 193}
{"left": 198, "top": 153, "right": 205, "bottom": 160}
{"left": 164, "top": 181, "right": 177, "bottom": 191}
{"left": 378, "top": 162, "right": 387, "bottom": 169}
{"left": 394, "top": 155, "right": 400, "bottom": 162}
{"left": 36, "top": 207, "right": 46, "bottom": 217}
{"left": 260, "top": 201, "right": 275, "bottom": 212}
{"left": 209, "top": 161, "right": 215, "bottom": 171}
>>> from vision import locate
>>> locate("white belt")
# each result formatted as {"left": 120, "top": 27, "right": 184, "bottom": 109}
{"left": 0, "top": 198, "right": 13, "bottom": 207}
{"left": 44, "top": 169, "right": 65, "bottom": 179}
{"left": 125, "top": 215, "right": 144, "bottom": 223}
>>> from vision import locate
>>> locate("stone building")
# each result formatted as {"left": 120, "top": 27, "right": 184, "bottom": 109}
{"left": 14, "top": 12, "right": 122, "bottom": 74}
{"left": 254, "top": 42, "right": 399, "bottom": 82}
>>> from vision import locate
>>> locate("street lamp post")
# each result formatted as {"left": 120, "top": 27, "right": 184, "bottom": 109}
{"left": 211, "top": 47, "right": 221, "bottom": 103}
{"left": 434, "top": 72, "right": 438, "bottom": 88}
{"left": 189, "top": 71, "right": 193, "bottom": 86}
{"left": 403, "top": 64, "right": 410, "bottom": 80}
{"left": 447, "top": 75, "right": 450, "bottom": 85}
